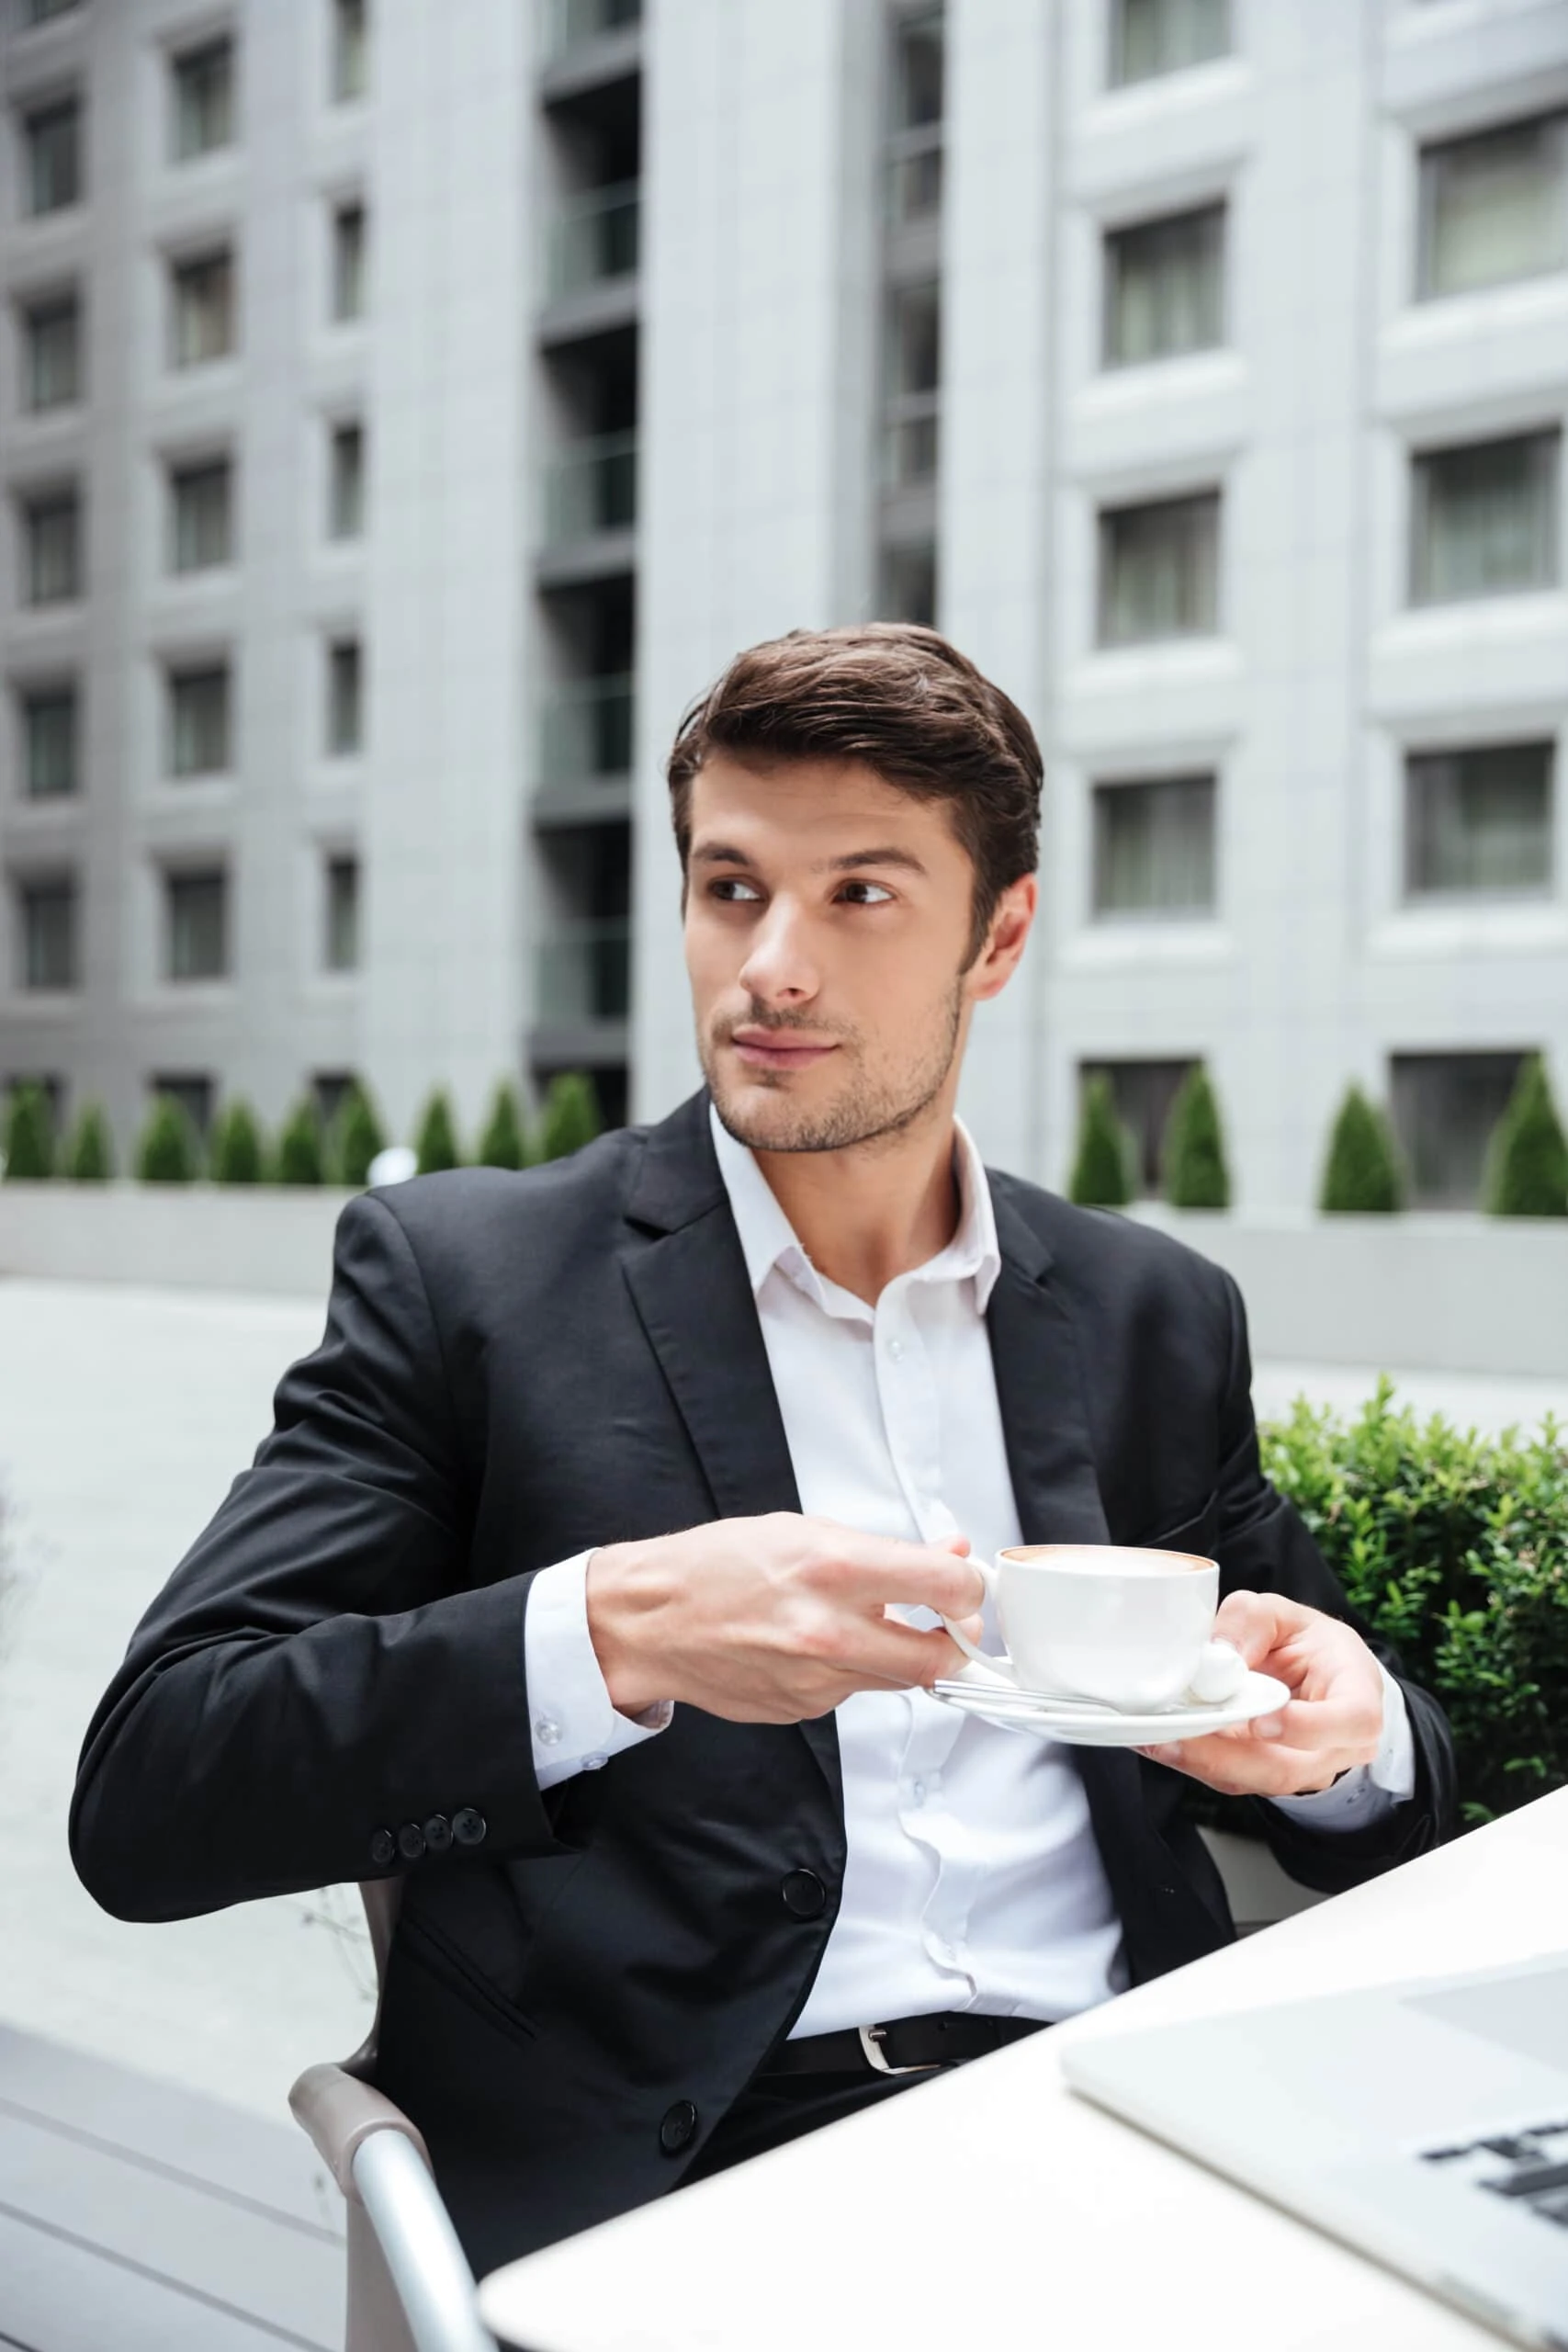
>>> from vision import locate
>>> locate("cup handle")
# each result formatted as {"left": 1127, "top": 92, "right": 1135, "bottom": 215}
{"left": 940, "top": 1558, "right": 1020, "bottom": 1687}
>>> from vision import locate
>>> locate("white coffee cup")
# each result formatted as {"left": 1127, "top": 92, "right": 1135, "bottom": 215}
{"left": 942, "top": 1544, "right": 1246, "bottom": 1713}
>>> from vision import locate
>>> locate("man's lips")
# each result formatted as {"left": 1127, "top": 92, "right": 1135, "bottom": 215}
{"left": 728, "top": 1033, "right": 840, "bottom": 1071}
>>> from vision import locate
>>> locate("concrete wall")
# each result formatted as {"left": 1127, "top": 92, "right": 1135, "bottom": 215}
{"left": 3, "top": 1184, "right": 1563, "bottom": 1376}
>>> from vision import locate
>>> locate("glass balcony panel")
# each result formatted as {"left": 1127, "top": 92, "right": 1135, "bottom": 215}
{"left": 539, "top": 674, "right": 635, "bottom": 782}
{"left": 887, "top": 138, "right": 943, "bottom": 228}
{"left": 544, "top": 433, "right": 637, "bottom": 544}
{"left": 544, "top": 0, "right": 641, "bottom": 64}
{"left": 536, "top": 921, "right": 631, "bottom": 1024}
{"left": 883, "top": 398, "right": 940, "bottom": 490}
{"left": 548, "top": 184, "right": 640, "bottom": 300}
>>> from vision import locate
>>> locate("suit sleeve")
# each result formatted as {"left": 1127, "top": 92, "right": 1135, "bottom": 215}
{"left": 1208, "top": 1267, "right": 1459, "bottom": 1892}
{"left": 71, "top": 1190, "right": 572, "bottom": 1923}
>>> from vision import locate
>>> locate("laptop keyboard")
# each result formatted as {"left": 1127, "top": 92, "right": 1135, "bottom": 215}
{"left": 1423, "top": 2121, "right": 1568, "bottom": 2230}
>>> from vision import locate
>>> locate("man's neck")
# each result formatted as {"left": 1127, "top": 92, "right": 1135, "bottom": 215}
{"left": 750, "top": 1101, "right": 962, "bottom": 1306}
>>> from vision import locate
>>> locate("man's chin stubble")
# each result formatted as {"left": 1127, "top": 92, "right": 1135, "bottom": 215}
{"left": 703, "top": 1040, "right": 959, "bottom": 1157}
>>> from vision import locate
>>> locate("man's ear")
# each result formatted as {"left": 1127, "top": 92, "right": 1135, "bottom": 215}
{"left": 968, "top": 875, "right": 1037, "bottom": 1002}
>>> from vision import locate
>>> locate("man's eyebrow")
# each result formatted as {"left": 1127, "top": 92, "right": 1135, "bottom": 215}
{"left": 689, "top": 841, "right": 930, "bottom": 876}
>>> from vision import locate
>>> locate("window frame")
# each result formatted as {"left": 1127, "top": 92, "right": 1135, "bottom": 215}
{"left": 1409, "top": 427, "right": 1562, "bottom": 608}
{"left": 1416, "top": 107, "right": 1568, "bottom": 305}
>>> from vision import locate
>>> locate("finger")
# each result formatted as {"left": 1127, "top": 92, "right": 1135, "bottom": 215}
{"left": 1249, "top": 1693, "right": 1382, "bottom": 1756}
{"left": 822, "top": 1537, "right": 987, "bottom": 1621}
{"left": 837, "top": 1616, "right": 974, "bottom": 1690}
{"left": 1136, "top": 1736, "right": 1360, "bottom": 1798}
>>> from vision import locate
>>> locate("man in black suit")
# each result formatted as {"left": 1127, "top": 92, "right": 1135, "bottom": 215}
{"left": 73, "top": 626, "right": 1454, "bottom": 2276}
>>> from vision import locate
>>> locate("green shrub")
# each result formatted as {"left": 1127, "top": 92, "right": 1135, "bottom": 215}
{"left": 137, "top": 1095, "right": 201, "bottom": 1183}
{"left": 63, "top": 1100, "right": 115, "bottom": 1182}
{"left": 331, "top": 1081, "right": 386, "bottom": 1188}
{"left": 275, "top": 1096, "right": 325, "bottom": 1185}
{"left": 413, "top": 1089, "right": 462, "bottom": 1174}
{"left": 1068, "top": 1076, "right": 1133, "bottom": 1208}
{"left": 477, "top": 1080, "right": 528, "bottom": 1170}
{"left": 1319, "top": 1084, "right": 1403, "bottom": 1213}
{"left": 209, "top": 1099, "right": 266, "bottom": 1184}
{"left": 1262, "top": 1379, "right": 1568, "bottom": 1826}
{"left": 536, "top": 1071, "right": 602, "bottom": 1164}
{"left": 1484, "top": 1056, "right": 1568, "bottom": 1218}
{"left": 1162, "top": 1064, "right": 1230, "bottom": 1209}
{"left": 4, "top": 1082, "right": 56, "bottom": 1180}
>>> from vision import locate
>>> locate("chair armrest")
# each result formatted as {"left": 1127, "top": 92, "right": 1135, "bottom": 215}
{"left": 289, "top": 2060, "right": 433, "bottom": 2199}
{"left": 353, "top": 2129, "right": 499, "bottom": 2352}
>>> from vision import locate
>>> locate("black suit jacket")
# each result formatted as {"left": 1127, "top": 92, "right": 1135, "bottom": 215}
{"left": 72, "top": 1091, "right": 1456, "bottom": 2272}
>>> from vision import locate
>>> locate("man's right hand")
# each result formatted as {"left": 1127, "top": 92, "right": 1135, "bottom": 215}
{"left": 584, "top": 1514, "right": 985, "bottom": 1724}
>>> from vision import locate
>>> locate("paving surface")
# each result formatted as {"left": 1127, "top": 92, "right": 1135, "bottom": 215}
{"left": 0, "top": 1272, "right": 1562, "bottom": 2139}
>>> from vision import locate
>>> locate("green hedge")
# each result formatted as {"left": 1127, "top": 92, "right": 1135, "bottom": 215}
{"left": 1261, "top": 1380, "right": 1567, "bottom": 1826}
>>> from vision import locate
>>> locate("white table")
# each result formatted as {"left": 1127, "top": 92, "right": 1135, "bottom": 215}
{"left": 480, "top": 1790, "right": 1568, "bottom": 2352}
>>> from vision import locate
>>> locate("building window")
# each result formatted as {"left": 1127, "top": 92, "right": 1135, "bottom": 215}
{"left": 167, "top": 664, "right": 231, "bottom": 777}
{"left": 1093, "top": 775, "right": 1216, "bottom": 917}
{"left": 328, "top": 422, "right": 365, "bottom": 538}
{"left": 1404, "top": 741, "right": 1553, "bottom": 899}
{"left": 172, "top": 36, "right": 234, "bottom": 162}
{"left": 1391, "top": 1050, "right": 1528, "bottom": 1207}
{"left": 170, "top": 251, "right": 235, "bottom": 368}
{"left": 879, "top": 541, "right": 937, "bottom": 628}
{"left": 165, "top": 868, "right": 229, "bottom": 981}
{"left": 884, "top": 280, "right": 941, "bottom": 488}
{"left": 332, "top": 202, "right": 366, "bottom": 321}
{"left": 1105, "top": 204, "right": 1224, "bottom": 368}
{"left": 17, "top": 874, "right": 77, "bottom": 989}
{"left": 23, "top": 293, "right": 81, "bottom": 411}
{"left": 324, "top": 854, "right": 359, "bottom": 970}
{"left": 1110, "top": 0, "right": 1228, "bottom": 88}
{"left": 1411, "top": 431, "right": 1560, "bottom": 605}
{"left": 21, "top": 685, "right": 77, "bottom": 798}
{"left": 1100, "top": 491, "right": 1219, "bottom": 645}
{"left": 332, "top": 0, "right": 368, "bottom": 104}
{"left": 1078, "top": 1058, "right": 1196, "bottom": 1194}
{"left": 327, "top": 639, "right": 363, "bottom": 753}
{"left": 24, "top": 97, "right": 81, "bottom": 215}
{"left": 1419, "top": 112, "right": 1568, "bottom": 301}
{"left": 170, "top": 459, "right": 233, "bottom": 572}
{"left": 22, "top": 490, "right": 80, "bottom": 605}
{"left": 149, "top": 1071, "right": 213, "bottom": 1138}
{"left": 886, "top": 7, "right": 943, "bottom": 228}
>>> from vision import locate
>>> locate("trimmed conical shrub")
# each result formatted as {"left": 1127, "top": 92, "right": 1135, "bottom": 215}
{"left": 477, "top": 1080, "right": 528, "bottom": 1170}
{"left": 63, "top": 1100, "right": 115, "bottom": 1182}
{"left": 413, "top": 1089, "right": 462, "bottom": 1174}
{"left": 137, "top": 1095, "right": 200, "bottom": 1183}
{"left": 1484, "top": 1056, "right": 1568, "bottom": 1218}
{"left": 1163, "top": 1064, "right": 1230, "bottom": 1210}
{"left": 1068, "top": 1076, "right": 1133, "bottom": 1208}
{"left": 275, "top": 1096, "right": 326, "bottom": 1185}
{"left": 209, "top": 1098, "right": 266, "bottom": 1184}
{"left": 331, "top": 1080, "right": 385, "bottom": 1187}
{"left": 536, "top": 1071, "right": 602, "bottom": 1164}
{"left": 1319, "top": 1085, "right": 1403, "bottom": 1213}
{"left": 3, "top": 1081, "right": 55, "bottom": 1180}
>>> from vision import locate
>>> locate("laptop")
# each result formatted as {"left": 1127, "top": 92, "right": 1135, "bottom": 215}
{"left": 1061, "top": 1952, "right": 1568, "bottom": 2352}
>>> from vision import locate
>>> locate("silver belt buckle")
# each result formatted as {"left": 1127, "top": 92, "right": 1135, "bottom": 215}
{"left": 858, "top": 2023, "right": 941, "bottom": 2076}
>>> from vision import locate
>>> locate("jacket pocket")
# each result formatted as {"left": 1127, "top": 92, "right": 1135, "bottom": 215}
{"left": 399, "top": 1911, "right": 540, "bottom": 2051}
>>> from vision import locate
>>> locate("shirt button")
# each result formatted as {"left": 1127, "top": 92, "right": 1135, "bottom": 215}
{"left": 886, "top": 1336, "right": 905, "bottom": 1361}
{"left": 533, "top": 1714, "right": 561, "bottom": 1747}
{"left": 583, "top": 1753, "right": 607, "bottom": 1771}
{"left": 911, "top": 1780, "right": 926, "bottom": 1807}
{"left": 660, "top": 2099, "right": 699, "bottom": 2155}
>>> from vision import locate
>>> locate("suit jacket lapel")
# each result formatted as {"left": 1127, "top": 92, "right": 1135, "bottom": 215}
{"left": 619, "top": 1095, "right": 840, "bottom": 1804}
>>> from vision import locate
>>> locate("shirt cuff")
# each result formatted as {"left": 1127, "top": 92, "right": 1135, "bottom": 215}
{"left": 522, "top": 1551, "right": 673, "bottom": 1792}
{"left": 1267, "top": 1662, "right": 1416, "bottom": 1831}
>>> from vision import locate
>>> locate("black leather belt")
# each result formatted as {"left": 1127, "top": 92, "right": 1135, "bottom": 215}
{"left": 763, "top": 2011, "right": 1049, "bottom": 2078}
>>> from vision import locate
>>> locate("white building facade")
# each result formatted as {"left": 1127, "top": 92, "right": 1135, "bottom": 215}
{"left": 2, "top": 0, "right": 1565, "bottom": 1206}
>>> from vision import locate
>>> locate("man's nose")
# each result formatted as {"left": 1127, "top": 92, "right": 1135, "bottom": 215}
{"left": 737, "top": 899, "right": 819, "bottom": 1006}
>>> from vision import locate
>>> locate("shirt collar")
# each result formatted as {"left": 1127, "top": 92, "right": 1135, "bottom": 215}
{"left": 708, "top": 1102, "right": 1002, "bottom": 1314}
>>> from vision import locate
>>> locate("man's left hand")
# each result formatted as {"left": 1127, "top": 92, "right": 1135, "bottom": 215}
{"left": 1136, "top": 1590, "right": 1384, "bottom": 1799}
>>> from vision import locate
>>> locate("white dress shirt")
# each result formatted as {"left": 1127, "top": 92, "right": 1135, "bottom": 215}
{"left": 522, "top": 1109, "right": 1416, "bottom": 2032}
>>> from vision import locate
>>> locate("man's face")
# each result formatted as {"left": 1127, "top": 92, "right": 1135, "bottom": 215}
{"left": 684, "top": 753, "right": 1034, "bottom": 1155}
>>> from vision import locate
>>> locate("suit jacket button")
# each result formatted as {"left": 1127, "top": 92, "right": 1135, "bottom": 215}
{"left": 660, "top": 2100, "right": 698, "bottom": 2155}
{"left": 781, "top": 1868, "right": 827, "bottom": 1919}
{"left": 423, "top": 1814, "right": 453, "bottom": 1854}
{"left": 397, "top": 1821, "right": 426, "bottom": 1862}
{"left": 369, "top": 1827, "right": 397, "bottom": 1869}
{"left": 452, "top": 1807, "right": 487, "bottom": 1849}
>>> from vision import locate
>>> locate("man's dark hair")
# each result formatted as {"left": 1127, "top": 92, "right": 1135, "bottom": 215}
{"left": 667, "top": 624, "right": 1043, "bottom": 963}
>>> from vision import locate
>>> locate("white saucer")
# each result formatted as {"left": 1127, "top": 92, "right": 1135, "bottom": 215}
{"left": 931, "top": 1664, "right": 1292, "bottom": 1747}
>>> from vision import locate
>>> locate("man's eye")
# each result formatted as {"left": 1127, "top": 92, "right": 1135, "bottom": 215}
{"left": 839, "top": 880, "right": 894, "bottom": 905}
{"left": 710, "top": 877, "right": 762, "bottom": 903}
